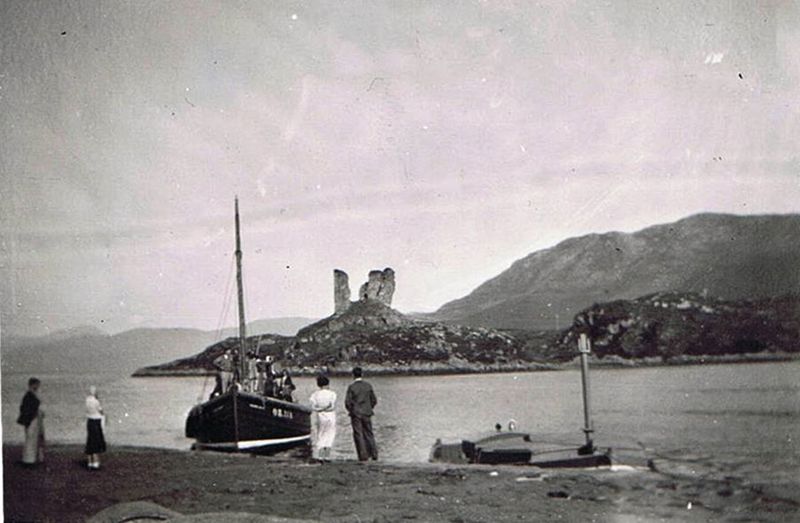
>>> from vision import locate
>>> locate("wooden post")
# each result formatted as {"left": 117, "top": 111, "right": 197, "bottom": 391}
{"left": 578, "top": 333, "right": 594, "bottom": 450}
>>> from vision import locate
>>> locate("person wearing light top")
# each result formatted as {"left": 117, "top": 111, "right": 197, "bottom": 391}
{"left": 85, "top": 386, "right": 106, "bottom": 470}
{"left": 246, "top": 351, "right": 259, "bottom": 393}
{"left": 213, "top": 350, "right": 235, "bottom": 395}
{"left": 309, "top": 375, "right": 337, "bottom": 462}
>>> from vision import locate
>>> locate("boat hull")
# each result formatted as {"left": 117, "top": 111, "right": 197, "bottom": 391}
{"left": 430, "top": 432, "right": 613, "bottom": 468}
{"left": 186, "top": 390, "right": 311, "bottom": 454}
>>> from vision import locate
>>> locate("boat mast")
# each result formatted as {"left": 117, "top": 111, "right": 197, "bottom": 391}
{"left": 234, "top": 197, "right": 248, "bottom": 383}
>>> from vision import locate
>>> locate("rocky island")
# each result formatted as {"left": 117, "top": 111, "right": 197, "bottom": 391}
{"left": 134, "top": 268, "right": 553, "bottom": 376}
{"left": 133, "top": 267, "right": 800, "bottom": 377}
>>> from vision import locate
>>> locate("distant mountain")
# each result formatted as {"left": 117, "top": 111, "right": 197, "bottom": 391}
{"left": 2, "top": 327, "right": 218, "bottom": 376}
{"left": 0, "top": 324, "right": 109, "bottom": 347}
{"left": 1, "top": 317, "right": 317, "bottom": 377}
{"left": 38, "top": 325, "right": 109, "bottom": 341}
{"left": 431, "top": 213, "right": 800, "bottom": 329}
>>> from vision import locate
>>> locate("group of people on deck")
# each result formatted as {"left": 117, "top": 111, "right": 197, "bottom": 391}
{"left": 17, "top": 377, "right": 107, "bottom": 470}
{"left": 211, "top": 349, "right": 295, "bottom": 400}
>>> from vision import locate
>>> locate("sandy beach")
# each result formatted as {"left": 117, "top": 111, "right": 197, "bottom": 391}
{"left": 4, "top": 444, "right": 798, "bottom": 522}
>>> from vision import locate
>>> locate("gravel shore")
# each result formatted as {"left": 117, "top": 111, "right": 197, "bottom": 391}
{"left": 4, "top": 444, "right": 797, "bottom": 522}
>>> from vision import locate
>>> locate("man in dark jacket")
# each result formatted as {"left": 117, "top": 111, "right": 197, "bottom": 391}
{"left": 17, "top": 377, "right": 44, "bottom": 465}
{"left": 345, "top": 367, "right": 378, "bottom": 461}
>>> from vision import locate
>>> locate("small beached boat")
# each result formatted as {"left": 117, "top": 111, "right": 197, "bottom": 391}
{"left": 430, "top": 430, "right": 612, "bottom": 468}
{"left": 185, "top": 199, "right": 311, "bottom": 454}
{"left": 430, "top": 333, "right": 613, "bottom": 468}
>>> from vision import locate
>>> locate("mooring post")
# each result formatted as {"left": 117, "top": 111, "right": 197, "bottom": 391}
{"left": 578, "top": 333, "right": 594, "bottom": 451}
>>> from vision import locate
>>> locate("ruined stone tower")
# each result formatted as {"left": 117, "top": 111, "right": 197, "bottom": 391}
{"left": 333, "top": 269, "right": 351, "bottom": 314}
{"left": 333, "top": 267, "right": 395, "bottom": 314}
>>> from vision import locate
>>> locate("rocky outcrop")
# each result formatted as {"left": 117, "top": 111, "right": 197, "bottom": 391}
{"left": 552, "top": 292, "right": 800, "bottom": 362}
{"left": 134, "top": 292, "right": 539, "bottom": 376}
{"left": 287, "top": 305, "right": 528, "bottom": 370}
{"left": 359, "top": 268, "right": 395, "bottom": 306}
{"left": 333, "top": 269, "right": 351, "bottom": 314}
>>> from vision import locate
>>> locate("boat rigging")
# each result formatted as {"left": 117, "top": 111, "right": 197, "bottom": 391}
{"left": 185, "top": 198, "right": 312, "bottom": 454}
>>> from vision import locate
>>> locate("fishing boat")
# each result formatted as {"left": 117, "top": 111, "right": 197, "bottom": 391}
{"left": 430, "top": 333, "right": 612, "bottom": 468}
{"left": 185, "top": 199, "right": 312, "bottom": 454}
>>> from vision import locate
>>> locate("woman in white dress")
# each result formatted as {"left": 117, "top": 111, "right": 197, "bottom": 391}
{"left": 309, "top": 375, "right": 337, "bottom": 462}
{"left": 85, "top": 386, "right": 106, "bottom": 469}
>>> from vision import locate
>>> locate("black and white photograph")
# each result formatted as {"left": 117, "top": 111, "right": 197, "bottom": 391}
{"left": 2, "top": 1, "right": 799, "bottom": 521}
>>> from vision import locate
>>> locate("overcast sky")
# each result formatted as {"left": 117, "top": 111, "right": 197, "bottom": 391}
{"left": 2, "top": 1, "right": 799, "bottom": 336}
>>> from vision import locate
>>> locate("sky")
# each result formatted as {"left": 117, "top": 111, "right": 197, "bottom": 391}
{"left": 1, "top": 1, "right": 799, "bottom": 337}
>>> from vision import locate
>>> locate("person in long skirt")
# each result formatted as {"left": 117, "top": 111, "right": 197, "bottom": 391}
{"left": 309, "top": 375, "right": 337, "bottom": 462}
{"left": 85, "top": 385, "right": 106, "bottom": 470}
{"left": 17, "top": 377, "right": 45, "bottom": 466}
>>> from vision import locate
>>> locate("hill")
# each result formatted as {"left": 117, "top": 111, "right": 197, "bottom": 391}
{"left": 1, "top": 317, "right": 317, "bottom": 377}
{"left": 550, "top": 291, "right": 800, "bottom": 364}
{"left": 2, "top": 327, "right": 221, "bottom": 376}
{"left": 431, "top": 213, "right": 800, "bottom": 329}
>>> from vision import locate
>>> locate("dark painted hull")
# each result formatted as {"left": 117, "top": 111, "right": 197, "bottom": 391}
{"left": 185, "top": 389, "right": 311, "bottom": 454}
{"left": 430, "top": 432, "right": 613, "bottom": 468}
{"left": 532, "top": 453, "right": 612, "bottom": 468}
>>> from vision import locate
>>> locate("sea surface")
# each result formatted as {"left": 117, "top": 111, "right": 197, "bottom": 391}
{"left": 3, "top": 362, "right": 798, "bottom": 488}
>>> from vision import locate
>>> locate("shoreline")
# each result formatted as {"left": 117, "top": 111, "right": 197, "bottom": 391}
{"left": 132, "top": 351, "right": 800, "bottom": 378}
{"left": 5, "top": 443, "right": 798, "bottom": 522}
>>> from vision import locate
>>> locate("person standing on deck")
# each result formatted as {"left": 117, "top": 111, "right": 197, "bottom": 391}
{"left": 277, "top": 370, "right": 296, "bottom": 402}
{"left": 255, "top": 354, "right": 266, "bottom": 394}
{"left": 213, "top": 350, "right": 235, "bottom": 393}
{"left": 85, "top": 386, "right": 107, "bottom": 470}
{"left": 345, "top": 367, "right": 378, "bottom": 461}
{"left": 246, "top": 351, "right": 259, "bottom": 392}
{"left": 309, "top": 375, "right": 337, "bottom": 462}
{"left": 17, "top": 377, "right": 45, "bottom": 466}
{"left": 261, "top": 356, "right": 275, "bottom": 396}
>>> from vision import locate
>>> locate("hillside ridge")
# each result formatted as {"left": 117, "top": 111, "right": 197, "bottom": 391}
{"left": 431, "top": 213, "right": 800, "bottom": 330}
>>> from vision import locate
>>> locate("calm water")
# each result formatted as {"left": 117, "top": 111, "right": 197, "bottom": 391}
{"left": 3, "top": 362, "right": 799, "bottom": 486}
